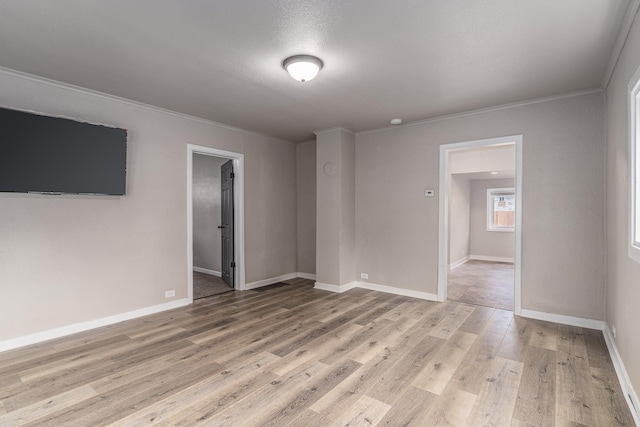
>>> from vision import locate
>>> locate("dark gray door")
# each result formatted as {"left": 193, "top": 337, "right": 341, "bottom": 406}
{"left": 220, "top": 160, "right": 234, "bottom": 288}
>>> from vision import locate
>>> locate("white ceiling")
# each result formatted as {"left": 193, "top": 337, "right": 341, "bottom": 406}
{"left": 0, "top": 1, "right": 631, "bottom": 142}
{"left": 449, "top": 144, "right": 515, "bottom": 179}
{"left": 454, "top": 171, "right": 516, "bottom": 181}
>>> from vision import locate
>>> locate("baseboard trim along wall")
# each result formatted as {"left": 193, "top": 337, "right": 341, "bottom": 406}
{"left": 314, "top": 280, "right": 438, "bottom": 301}
{"left": 519, "top": 309, "right": 605, "bottom": 330}
{"left": 4, "top": 269, "right": 636, "bottom": 423}
{"left": 193, "top": 266, "right": 222, "bottom": 277}
{"left": 0, "top": 298, "right": 189, "bottom": 353}
{"left": 312, "top": 284, "right": 606, "bottom": 330}
{"left": 245, "top": 273, "right": 298, "bottom": 290}
{"left": 313, "top": 281, "right": 358, "bottom": 293}
{"left": 0, "top": 271, "right": 314, "bottom": 353}
{"left": 603, "top": 324, "right": 640, "bottom": 425}
{"left": 358, "top": 281, "right": 439, "bottom": 301}
{"left": 449, "top": 256, "right": 470, "bottom": 270}
{"left": 312, "top": 280, "right": 640, "bottom": 419}
{"left": 470, "top": 255, "right": 515, "bottom": 263}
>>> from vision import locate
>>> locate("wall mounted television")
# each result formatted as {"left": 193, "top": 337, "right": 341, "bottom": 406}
{"left": 0, "top": 107, "right": 127, "bottom": 195}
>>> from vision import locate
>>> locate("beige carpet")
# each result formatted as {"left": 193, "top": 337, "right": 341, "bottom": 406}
{"left": 193, "top": 271, "right": 233, "bottom": 299}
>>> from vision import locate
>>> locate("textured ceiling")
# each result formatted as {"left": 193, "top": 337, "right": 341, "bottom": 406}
{"left": 0, "top": 1, "right": 631, "bottom": 142}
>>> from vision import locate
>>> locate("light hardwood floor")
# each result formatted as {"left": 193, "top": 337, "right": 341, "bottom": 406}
{"left": 0, "top": 279, "right": 634, "bottom": 426}
{"left": 448, "top": 260, "right": 515, "bottom": 311}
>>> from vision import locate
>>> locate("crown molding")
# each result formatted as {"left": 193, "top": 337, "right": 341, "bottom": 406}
{"left": 314, "top": 126, "right": 356, "bottom": 136}
{"left": 356, "top": 89, "right": 604, "bottom": 137}
{"left": 0, "top": 66, "right": 286, "bottom": 142}
{"left": 603, "top": 0, "right": 640, "bottom": 89}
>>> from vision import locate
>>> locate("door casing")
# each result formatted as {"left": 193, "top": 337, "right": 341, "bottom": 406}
{"left": 220, "top": 159, "right": 234, "bottom": 288}
{"left": 437, "top": 134, "right": 523, "bottom": 315}
{"left": 187, "top": 144, "right": 245, "bottom": 302}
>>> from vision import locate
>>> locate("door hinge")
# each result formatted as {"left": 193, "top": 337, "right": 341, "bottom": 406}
{"left": 231, "top": 261, "right": 236, "bottom": 269}
{"left": 230, "top": 172, "right": 235, "bottom": 179}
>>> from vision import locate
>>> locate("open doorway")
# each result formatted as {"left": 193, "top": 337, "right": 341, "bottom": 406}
{"left": 438, "top": 135, "right": 523, "bottom": 314}
{"left": 187, "top": 145, "right": 245, "bottom": 303}
{"left": 191, "top": 154, "right": 233, "bottom": 299}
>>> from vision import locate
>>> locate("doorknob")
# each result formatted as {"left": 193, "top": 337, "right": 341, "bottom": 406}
{"left": 218, "top": 225, "right": 225, "bottom": 229}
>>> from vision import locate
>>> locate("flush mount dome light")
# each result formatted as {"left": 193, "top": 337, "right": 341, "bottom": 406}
{"left": 283, "top": 55, "right": 323, "bottom": 82}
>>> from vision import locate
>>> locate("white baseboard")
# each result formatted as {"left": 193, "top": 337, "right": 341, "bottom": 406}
{"left": 297, "top": 272, "right": 316, "bottom": 280}
{"left": 519, "top": 309, "right": 605, "bottom": 330}
{"left": 517, "top": 310, "right": 640, "bottom": 422}
{"left": 603, "top": 324, "right": 640, "bottom": 425}
{"left": 313, "top": 281, "right": 358, "bottom": 293}
{"left": 356, "top": 281, "right": 438, "bottom": 301}
{"left": 449, "top": 256, "right": 470, "bottom": 270}
{"left": 470, "top": 255, "right": 514, "bottom": 263}
{"left": 314, "top": 280, "right": 438, "bottom": 301}
{"left": 193, "top": 266, "right": 221, "bottom": 277}
{"left": 0, "top": 298, "right": 189, "bottom": 353}
{"left": 0, "top": 269, "right": 313, "bottom": 353}
{"left": 245, "top": 273, "right": 298, "bottom": 290}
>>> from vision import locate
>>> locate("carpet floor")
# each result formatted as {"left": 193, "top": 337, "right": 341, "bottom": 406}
{"left": 193, "top": 271, "right": 233, "bottom": 299}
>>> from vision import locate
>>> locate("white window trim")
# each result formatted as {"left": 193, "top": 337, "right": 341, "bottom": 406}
{"left": 629, "top": 64, "right": 640, "bottom": 264}
{"left": 487, "top": 187, "right": 515, "bottom": 232}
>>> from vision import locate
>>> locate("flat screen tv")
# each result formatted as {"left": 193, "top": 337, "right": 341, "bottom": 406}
{"left": 0, "top": 107, "right": 127, "bottom": 195}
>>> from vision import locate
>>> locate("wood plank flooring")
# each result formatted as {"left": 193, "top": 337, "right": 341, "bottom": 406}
{"left": 0, "top": 278, "right": 634, "bottom": 426}
{"left": 448, "top": 260, "right": 515, "bottom": 311}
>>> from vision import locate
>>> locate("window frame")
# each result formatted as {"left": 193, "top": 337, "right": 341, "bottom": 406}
{"left": 487, "top": 187, "right": 515, "bottom": 232}
{"left": 629, "top": 65, "right": 640, "bottom": 264}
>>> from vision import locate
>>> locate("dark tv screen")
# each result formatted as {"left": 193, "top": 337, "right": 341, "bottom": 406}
{"left": 0, "top": 107, "right": 127, "bottom": 195}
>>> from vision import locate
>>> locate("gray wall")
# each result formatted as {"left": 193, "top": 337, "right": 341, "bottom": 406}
{"left": 244, "top": 134, "right": 297, "bottom": 283}
{"left": 340, "top": 131, "right": 357, "bottom": 285}
{"left": 470, "top": 178, "right": 515, "bottom": 260}
{"left": 448, "top": 174, "right": 470, "bottom": 265}
{"left": 192, "top": 154, "right": 227, "bottom": 273}
{"left": 316, "top": 128, "right": 356, "bottom": 286}
{"left": 356, "top": 92, "right": 605, "bottom": 320}
{"left": 605, "top": 8, "right": 640, "bottom": 406}
{"left": 0, "top": 70, "right": 297, "bottom": 342}
{"left": 296, "top": 140, "right": 316, "bottom": 275}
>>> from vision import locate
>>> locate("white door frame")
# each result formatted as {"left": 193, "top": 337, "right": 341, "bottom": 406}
{"left": 437, "top": 134, "right": 523, "bottom": 315}
{"left": 187, "top": 144, "right": 245, "bottom": 302}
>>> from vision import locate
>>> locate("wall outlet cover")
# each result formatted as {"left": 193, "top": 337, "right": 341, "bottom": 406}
{"left": 360, "top": 273, "right": 369, "bottom": 279}
{"left": 165, "top": 290, "right": 176, "bottom": 298}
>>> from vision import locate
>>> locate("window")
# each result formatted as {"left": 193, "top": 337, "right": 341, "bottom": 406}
{"left": 629, "top": 65, "right": 640, "bottom": 263}
{"left": 487, "top": 188, "right": 515, "bottom": 232}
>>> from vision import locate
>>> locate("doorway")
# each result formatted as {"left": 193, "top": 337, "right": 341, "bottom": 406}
{"left": 187, "top": 145, "right": 245, "bottom": 303}
{"left": 219, "top": 159, "right": 234, "bottom": 289}
{"left": 438, "top": 135, "right": 523, "bottom": 314}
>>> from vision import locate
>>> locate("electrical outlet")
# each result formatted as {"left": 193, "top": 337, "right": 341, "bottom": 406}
{"left": 612, "top": 325, "right": 617, "bottom": 339}
{"left": 165, "top": 290, "right": 176, "bottom": 298}
{"left": 360, "top": 273, "right": 368, "bottom": 279}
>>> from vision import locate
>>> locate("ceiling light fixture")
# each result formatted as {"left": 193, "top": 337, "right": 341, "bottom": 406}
{"left": 490, "top": 171, "right": 499, "bottom": 175}
{"left": 390, "top": 118, "right": 402, "bottom": 125}
{"left": 283, "top": 55, "right": 323, "bottom": 82}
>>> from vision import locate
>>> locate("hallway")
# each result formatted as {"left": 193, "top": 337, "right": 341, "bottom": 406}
{"left": 448, "top": 260, "right": 514, "bottom": 311}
